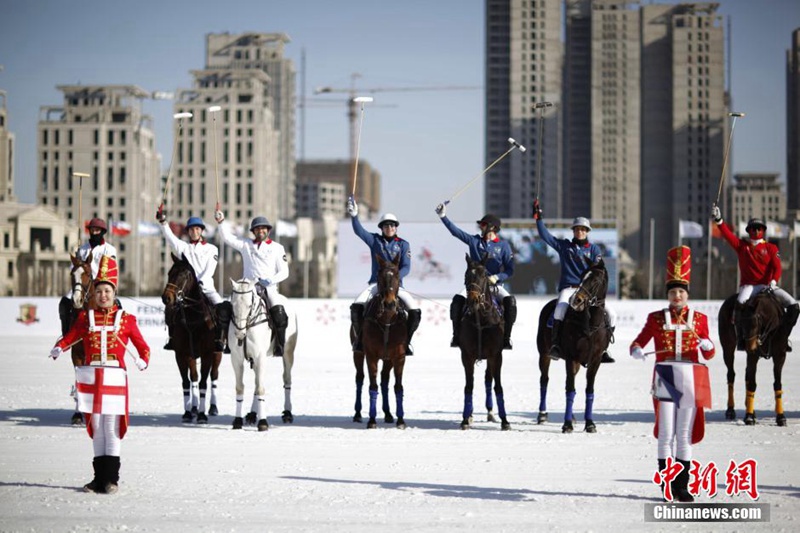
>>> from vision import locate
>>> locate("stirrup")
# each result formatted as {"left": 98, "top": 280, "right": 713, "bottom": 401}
{"left": 503, "top": 339, "right": 513, "bottom": 350}
{"left": 163, "top": 339, "right": 174, "bottom": 350}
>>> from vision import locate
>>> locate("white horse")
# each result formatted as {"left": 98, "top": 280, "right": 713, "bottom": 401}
{"left": 228, "top": 278, "right": 297, "bottom": 431}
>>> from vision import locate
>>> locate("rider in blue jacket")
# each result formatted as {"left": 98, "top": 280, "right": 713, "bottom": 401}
{"left": 534, "top": 199, "right": 616, "bottom": 362}
{"left": 435, "top": 202, "right": 517, "bottom": 350}
{"left": 347, "top": 196, "right": 422, "bottom": 355}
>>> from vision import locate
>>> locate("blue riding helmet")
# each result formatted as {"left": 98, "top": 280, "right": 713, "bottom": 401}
{"left": 186, "top": 216, "right": 206, "bottom": 230}
{"left": 250, "top": 216, "right": 273, "bottom": 231}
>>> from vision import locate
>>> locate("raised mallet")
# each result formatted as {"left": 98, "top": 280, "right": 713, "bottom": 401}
{"left": 714, "top": 111, "right": 745, "bottom": 206}
{"left": 159, "top": 112, "right": 193, "bottom": 210}
{"left": 350, "top": 96, "right": 373, "bottom": 197}
{"left": 208, "top": 106, "right": 222, "bottom": 210}
{"left": 446, "top": 137, "right": 527, "bottom": 205}
{"left": 533, "top": 101, "right": 553, "bottom": 200}
{"left": 72, "top": 172, "right": 90, "bottom": 247}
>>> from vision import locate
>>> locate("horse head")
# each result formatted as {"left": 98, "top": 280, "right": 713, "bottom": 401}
{"left": 70, "top": 251, "right": 93, "bottom": 310}
{"left": 230, "top": 278, "right": 260, "bottom": 341}
{"left": 570, "top": 258, "right": 608, "bottom": 313}
{"left": 464, "top": 253, "right": 491, "bottom": 305}
{"left": 740, "top": 292, "right": 783, "bottom": 354}
{"left": 376, "top": 253, "right": 401, "bottom": 311}
{"left": 162, "top": 254, "right": 199, "bottom": 307}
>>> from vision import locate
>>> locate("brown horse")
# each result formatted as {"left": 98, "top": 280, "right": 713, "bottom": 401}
{"left": 64, "top": 252, "right": 95, "bottom": 424}
{"left": 536, "top": 259, "right": 610, "bottom": 433}
{"left": 352, "top": 254, "right": 409, "bottom": 429}
{"left": 458, "top": 254, "right": 509, "bottom": 430}
{"left": 162, "top": 255, "right": 222, "bottom": 424}
{"left": 718, "top": 291, "right": 789, "bottom": 426}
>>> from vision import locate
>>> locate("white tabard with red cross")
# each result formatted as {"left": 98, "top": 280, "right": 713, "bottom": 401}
{"left": 75, "top": 366, "right": 128, "bottom": 415}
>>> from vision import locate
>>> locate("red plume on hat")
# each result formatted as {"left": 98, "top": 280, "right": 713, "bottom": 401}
{"left": 665, "top": 245, "right": 691, "bottom": 292}
{"left": 95, "top": 255, "right": 118, "bottom": 289}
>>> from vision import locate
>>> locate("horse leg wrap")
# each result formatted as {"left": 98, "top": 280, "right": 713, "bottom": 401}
{"left": 450, "top": 295, "right": 466, "bottom": 347}
{"left": 775, "top": 389, "right": 784, "bottom": 415}
{"left": 538, "top": 385, "right": 548, "bottom": 413}
{"left": 58, "top": 297, "right": 72, "bottom": 337}
{"left": 502, "top": 296, "right": 517, "bottom": 349}
{"left": 565, "top": 390, "right": 576, "bottom": 422}
{"left": 395, "top": 389, "right": 404, "bottom": 419}
{"left": 745, "top": 390, "right": 755, "bottom": 415}
{"left": 496, "top": 392, "right": 507, "bottom": 419}
{"left": 369, "top": 389, "right": 378, "bottom": 421}
{"left": 585, "top": 392, "right": 595, "bottom": 421}
{"left": 269, "top": 305, "right": 289, "bottom": 357}
{"left": 350, "top": 303, "right": 365, "bottom": 351}
{"left": 463, "top": 393, "right": 473, "bottom": 420}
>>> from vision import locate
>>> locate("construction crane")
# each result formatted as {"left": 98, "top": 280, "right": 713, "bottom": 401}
{"left": 313, "top": 73, "right": 481, "bottom": 163}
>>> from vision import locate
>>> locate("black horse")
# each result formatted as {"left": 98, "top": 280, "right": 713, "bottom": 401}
{"left": 536, "top": 259, "right": 610, "bottom": 433}
{"left": 458, "top": 254, "right": 509, "bottom": 430}
{"left": 352, "top": 254, "right": 409, "bottom": 429}
{"left": 718, "top": 291, "right": 789, "bottom": 426}
{"left": 162, "top": 255, "right": 222, "bottom": 424}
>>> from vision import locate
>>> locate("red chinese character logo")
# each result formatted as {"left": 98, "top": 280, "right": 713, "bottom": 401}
{"left": 653, "top": 457, "right": 684, "bottom": 502}
{"left": 725, "top": 458, "right": 759, "bottom": 500}
{"left": 688, "top": 460, "right": 719, "bottom": 498}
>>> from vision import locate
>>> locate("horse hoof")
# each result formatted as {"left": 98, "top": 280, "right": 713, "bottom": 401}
{"left": 208, "top": 405, "right": 219, "bottom": 416}
{"left": 367, "top": 419, "right": 377, "bottom": 429}
{"left": 257, "top": 420, "right": 269, "bottom": 432}
{"left": 585, "top": 421, "right": 597, "bottom": 433}
{"left": 71, "top": 412, "right": 84, "bottom": 425}
{"left": 501, "top": 420, "right": 511, "bottom": 431}
{"left": 232, "top": 417, "right": 243, "bottom": 430}
{"left": 777, "top": 414, "right": 787, "bottom": 427}
{"left": 460, "top": 420, "right": 470, "bottom": 430}
{"left": 196, "top": 413, "right": 208, "bottom": 424}
{"left": 487, "top": 412, "right": 497, "bottom": 423}
{"left": 562, "top": 422, "right": 574, "bottom": 433}
{"left": 537, "top": 412, "right": 548, "bottom": 424}
{"left": 725, "top": 408, "right": 736, "bottom": 420}
{"left": 353, "top": 413, "right": 363, "bottom": 423}
{"left": 384, "top": 414, "right": 395, "bottom": 424}
{"left": 281, "top": 410, "right": 294, "bottom": 424}
{"left": 245, "top": 412, "right": 257, "bottom": 425}
{"left": 744, "top": 414, "right": 757, "bottom": 426}
{"left": 396, "top": 418, "right": 406, "bottom": 430}
{"left": 181, "top": 411, "right": 194, "bottom": 423}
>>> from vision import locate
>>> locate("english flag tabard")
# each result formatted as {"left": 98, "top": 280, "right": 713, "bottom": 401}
{"left": 653, "top": 361, "right": 711, "bottom": 409}
{"left": 75, "top": 366, "right": 128, "bottom": 415}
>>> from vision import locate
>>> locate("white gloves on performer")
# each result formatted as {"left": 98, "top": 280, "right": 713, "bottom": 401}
{"left": 435, "top": 203, "right": 446, "bottom": 218}
{"left": 711, "top": 204, "right": 722, "bottom": 223}
{"left": 346, "top": 196, "right": 358, "bottom": 217}
{"left": 630, "top": 346, "right": 646, "bottom": 360}
{"left": 49, "top": 346, "right": 63, "bottom": 360}
{"left": 135, "top": 358, "right": 148, "bottom": 371}
{"left": 488, "top": 275, "right": 499, "bottom": 285}
{"left": 697, "top": 338, "right": 714, "bottom": 352}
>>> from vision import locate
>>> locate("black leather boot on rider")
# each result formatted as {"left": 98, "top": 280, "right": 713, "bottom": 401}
{"left": 601, "top": 326, "right": 616, "bottom": 363}
{"left": 734, "top": 301, "right": 745, "bottom": 350}
{"left": 350, "top": 303, "right": 365, "bottom": 351}
{"left": 549, "top": 320, "right": 563, "bottom": 360}
{"left": 58, "top": 296, "right": 73, "bottom": 337}
{"left": 405, "top": 309, "right": 422, "bottom": 355}
{"left": 502, "top": 296, "right": 517, "bottom": 350}
{"left": 215, "top": 301, "right": 233, "bottom": 354}
{"left": 450, "top": 295, "right": 466, "bottom": 347}
{"left": 269, "top": 305, "right": 289, "bottom": 357}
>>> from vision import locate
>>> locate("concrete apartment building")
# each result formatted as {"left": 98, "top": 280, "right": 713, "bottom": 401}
{"left": 728, "top": 172, "right": 786, "bottom": 229}
{"left": 36, "top": 85, "right": 163, "bottom": 295}
{"left": 296, "top": 160, "right": 381, "bottom": 219}
{"left": 485, "top": 0, "right": 564, "bottom": 218}
{"left": 0, "top": 90, "right": 14, "bottom": 203}
{"left": 788, "top": 28, "right": 800, "bottom": 217}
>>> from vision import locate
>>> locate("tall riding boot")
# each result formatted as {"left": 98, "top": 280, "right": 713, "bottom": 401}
{"left": 601, "top": 326, "right": 616, "bottom": 363}
{"left": 215, "top": 301, "right": 233, "bottom": 354}
{"left": 58, "top": 297, "right": 72, "bottom": 337}
{"left": 83, "top": 456, "right": 102, "bottom": 493}
{"left": 405, "top": 309, "right": 422, "bottom": 355}
{"left": 549, "top": 320, "right": 563, "bottom": 360}
{"left": 502, "top": 296, "right": 517, "bottom": 350}
{"left": 734, "top": 302, "right": 745, "bottom": 350}
{"left": 350, "top": 303, "right": 365, "bottom": 351}
{"left": 450, "top": 295, "right": 466, "bottom": 347}
{"left": 269, "top": 305, "right": 289, "bottom": 357}
{"left": 657, "top": 459, "right": 668, "bottom": 501}
{"left": 104, "top": 456, "right": 120, "bottom": 495}
{"left": 672, "top": 459, "right": 694, "bottom": 503}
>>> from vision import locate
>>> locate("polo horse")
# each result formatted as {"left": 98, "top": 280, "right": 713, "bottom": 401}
{"left": 162, "top": 255, "right": 221, "bottom": 424}
{"left": 228, "top": 278, "right": 297, "bottom": 431}
{"left": 65, "top": 252, "right": 95, "bottom": 424}
{"left": 536, "top": 259, "right": 610, "bottom": 433}
{"left": 352, "top": 254, "right": 409, "bottom": 429}
{"left": 718, "top": 290, "right": 789, "bottom": 426}
{"left": 457, "top": 254, "right": 510, "bottom": 430}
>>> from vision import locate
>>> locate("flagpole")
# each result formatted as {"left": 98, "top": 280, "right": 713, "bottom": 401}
{"left": 706, "top": 218, "right": 712, "bottom": 300}
{"left": 649, "top": 218, "right": 654, "bottom": 300}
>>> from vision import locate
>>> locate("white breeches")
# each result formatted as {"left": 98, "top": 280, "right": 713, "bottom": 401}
{"left": 657, "top": 401, "right": 696, "bottom": 461}
{"left": 738, "top": 284, "right": 797, "bottom": 307}
{"left": 91, "top": 414, "right": 121, "bottom": 457}
{"left": 201, "top": 285, "right": 223, "bottom": 305}
{"left": 553, "top": 288, "right": 616, "bottom": 327}
{"left": 356, "top": 284, "right": 419, "bottom": 310}
{"left": 263, "top": 285, "right": 288, "bottom": 308}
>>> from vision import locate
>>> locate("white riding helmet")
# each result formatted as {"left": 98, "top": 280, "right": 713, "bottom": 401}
{"left": 571, "top": 217, "right": 592, "bottom": 231}
{"left": 378, "top": 213, "right": 399, "bottom": 228}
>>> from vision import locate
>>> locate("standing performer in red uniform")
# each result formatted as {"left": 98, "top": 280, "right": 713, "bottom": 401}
{"left": 629, "top": 246, "right": 715, "bottom": 502}
{"left": 49, "top": 255, "right": 151, "bottom": 494}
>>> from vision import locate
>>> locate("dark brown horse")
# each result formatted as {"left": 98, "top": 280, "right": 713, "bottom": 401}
{"left": 352, "top": 254, "right": 409, "bottom": 429}
{"left": 718, "top": 291, "right": 789, "bottom": 426}
{"left": 162, "top": 255, "right": 222, "bottom": 424}
{"left": 458, "top": 254, "right": 509, "bottom": 430}
{"left": 65, "top": 252, "right": 95, "bottom": 424}
{"left": 536, "top": 259, "right": 610, "bottom": 433}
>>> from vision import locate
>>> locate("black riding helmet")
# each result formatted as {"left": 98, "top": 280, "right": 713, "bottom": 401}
{"left": 746, "top": 218, "right": 767, "bottom": 232}
{"left": 476, "top": 214, "right": 502, "bottom": 233}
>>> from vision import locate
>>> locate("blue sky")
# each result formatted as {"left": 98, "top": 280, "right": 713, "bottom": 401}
{"left": 1, "top": 0, "right": 798, "bottom": 223}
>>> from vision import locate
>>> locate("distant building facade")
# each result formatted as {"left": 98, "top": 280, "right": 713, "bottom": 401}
{"left": 296, "top": 159, "right": 381, "bottom": 219}
{"left": 0, "top": 90, "right": 15, "bottom": 203}
{"left": 728, "top": 172, "right": 786, "bottom": 227}
{"left": 788, "top": 28, "right": 800, "bottom": 216}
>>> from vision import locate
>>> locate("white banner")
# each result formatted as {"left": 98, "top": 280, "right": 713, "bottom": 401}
{"left": 678, "top": 220, "right": 704, "bottom": 239}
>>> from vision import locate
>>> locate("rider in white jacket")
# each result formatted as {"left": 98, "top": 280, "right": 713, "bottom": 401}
{"left": 157, "top": 210, "right": 231, "bottom": 353}
{"left": 215, "top": 210, "right": 290, "bottom": 356}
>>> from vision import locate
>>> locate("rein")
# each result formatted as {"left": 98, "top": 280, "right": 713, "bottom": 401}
{"left": 231, "top": 287, "right": 270, "bottom": 332}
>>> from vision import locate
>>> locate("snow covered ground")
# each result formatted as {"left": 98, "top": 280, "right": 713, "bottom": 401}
{"left": 0, "top": 297, "right": 798, "bottom": 532}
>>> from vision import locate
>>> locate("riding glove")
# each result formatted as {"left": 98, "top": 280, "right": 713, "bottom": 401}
{"left": 156, "top": 208, "right": 167, "bottom": 224}
{"left": 711, "top": 204, "right": 722, "bottom": 224}
{"left": 629, "top": 346, "right": 646, "bottom": 360}
{"left": 49, "top": 346, "right": 63, "bottom": 360}
{"left": 533, "top": 199, "right": 542, "bottom": 220}
{"left": 769, "top": 280, "right": 778, "bottom": 290}
{"left": 488, "top": 275, "right": 499, "bottom": 285}
{"left": 214, "top": 210, "right": 225, "bottom": 223}
{"left": 135, "top": 358, "right": 148, "bottom": 371}
{"left": 435, "top": 203, "right": 446, "bottom": 218}
{"left": 346, "top": 196, "right": 358, "bottom": 217}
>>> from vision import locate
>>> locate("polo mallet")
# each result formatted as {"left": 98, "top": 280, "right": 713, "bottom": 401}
{"left": 445, "top": 137, "right": 527, "bottom": 205}
{"left": 159, "top": 112, "right": 193, "bottom": 212}
{"left": 350, "top": 96, "right": 373, "bottom": 198}
{"left": 208, "top": 106, "right": 222, "bottom": 211}
{"left": 533, "top": 101, "right": 553, "bottom": 200}
{"left": 72, "top": 172, "right": 90, "bottom": 247}
{"left": 714, "top": 111, "right": 745, "bottom": 207}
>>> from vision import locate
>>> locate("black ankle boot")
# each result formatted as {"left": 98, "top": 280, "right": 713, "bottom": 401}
{"left": 549, "top": 320, "right": 563, "bottom": 360}
{"left": 405, "top": 309, "right": 422, "bottom": 355}
{"left": 502, "top": 296, "right": 517, "bottom": 350}
{"left": 83, "top": 457, "right": 102, "bottom": 493}
{"left": 672, "top": 459, "right": 694, "bottom": 503}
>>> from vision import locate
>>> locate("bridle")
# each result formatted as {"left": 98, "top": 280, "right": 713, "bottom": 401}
{"left": 230, "top": 284, "right": 269, "bottom": 334}
{"left": 570, "top": 268, "right": 606, "bottom": 311}
{"left": 71, "top": 261, "right": 92, "bottom": 309}
{"left": 372, "top": 266, "right": 401, "bottom": 325}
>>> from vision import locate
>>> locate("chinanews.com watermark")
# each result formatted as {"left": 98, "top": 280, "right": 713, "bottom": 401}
{"left": 645, "top": 458, "right": 770, "bottom": 523}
